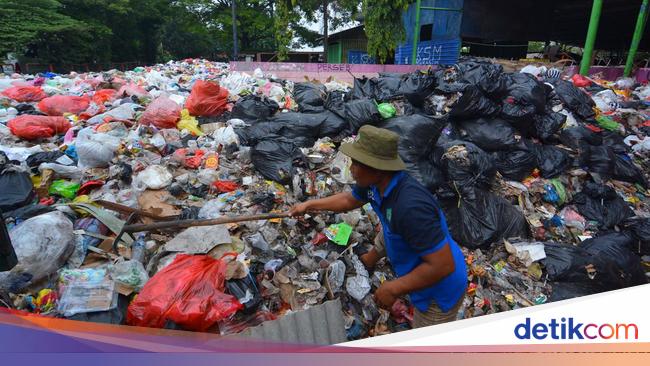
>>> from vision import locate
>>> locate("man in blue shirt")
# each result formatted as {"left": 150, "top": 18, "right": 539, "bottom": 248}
{"left": 290, "top": 125, "right": 467, "bottom": 327}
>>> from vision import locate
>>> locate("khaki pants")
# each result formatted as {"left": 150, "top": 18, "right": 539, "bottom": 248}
{"left": 373, "top": 228, "right": 465, "bottom": 328}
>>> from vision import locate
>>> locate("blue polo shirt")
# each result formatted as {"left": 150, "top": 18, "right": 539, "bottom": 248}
{"left": 351, "top": 171, "right": 467, "bottom": 313}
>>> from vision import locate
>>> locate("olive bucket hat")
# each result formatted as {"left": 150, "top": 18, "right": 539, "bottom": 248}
{"left": 340, "top": 125, "right": 406, "bottom": 171}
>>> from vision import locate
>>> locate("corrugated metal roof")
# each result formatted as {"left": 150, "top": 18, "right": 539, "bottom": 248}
{"left": 234, "top": 299, "right": 347, "bottom": 345}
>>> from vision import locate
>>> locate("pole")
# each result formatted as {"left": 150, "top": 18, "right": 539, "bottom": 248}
{"left": 579, "top": 0, "right": 603, "bottom": 75}
{"left": 323, "top": 0, "right": 329, "bottom": 63}
{"left": 411, "top": 0, "right": 422, "bottom": 65}
{"left": 123, "top": 212, "right": 290, "bottom": 232}
{"left": 231, "top": 0, "right": 238, "bottom": 61}
{"left": 624, "top": 0, "right": 650, "bottom": 77}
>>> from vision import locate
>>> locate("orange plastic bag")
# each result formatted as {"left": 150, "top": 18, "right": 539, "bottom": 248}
{"left": 92, "top": 89, "right": 117, "bottom": 105}
{"left": 126, "top": 254, "right": 242, "bottom": 331}
{"left": 37, "top": 95, "right": 91, "bottom": 116}
{"left": 2, "top": 85, "right": 47, "bottom": 102}
{"left": 7, "top": 115, "right": 70, "bottom": 140}
{"left": 185, "top": 80, "right": 229, "bottom": 117}
{"left": 139, "top": 96, "right": 182, "bottom": 129}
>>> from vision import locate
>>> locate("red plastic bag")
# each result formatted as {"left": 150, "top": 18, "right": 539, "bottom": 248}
{"left": 37, "top": 95, "right": 91, "bottom": 116}
{"left": 117, "top": 82, "right": 149, "bottom": 98}
{"left": 92, "top": 89, "right": 117, "bottom": 105}
{"left": 172, "top": 148, "right": 205, "bottom": 169}
{"left": 571, "top": 74, "right": 592, "bottom": 88}
{"left": 139, "top": 96, "right": 182, "bottom": 129}
{"left": 185, "top": 80, "right": 229, "bottom": 117}
{"left": 7, "top": 115, "right": 70, "bottom": 140}
{"left": 126, "top": 254, "right": 242, "bottom": 331}
{"left": 2, "top": 85, "right": 47, "bottom": 102}
{"left": 212, "top": 180, "right": 239, "bottom": 193}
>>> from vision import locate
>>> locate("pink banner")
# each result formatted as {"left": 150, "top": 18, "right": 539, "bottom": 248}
{"left": 230, "top": 62, "right": 434, "bottom": 82}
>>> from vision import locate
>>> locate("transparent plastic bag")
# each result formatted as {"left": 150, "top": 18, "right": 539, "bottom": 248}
{"left": 57, "top": 267, "right": 118, "bottom": 317}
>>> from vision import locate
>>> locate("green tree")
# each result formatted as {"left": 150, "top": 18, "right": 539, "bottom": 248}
{"left": 362, "top": 0, "right": 412, "bottom": 63}
{"left": 0, "top": 0, "right": 110, "bottom": 64}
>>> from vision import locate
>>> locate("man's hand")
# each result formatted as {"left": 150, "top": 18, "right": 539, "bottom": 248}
{"left": 289, "top": 202, "right": 311, "bottom": 217}
{"left": 374, "top": 280, "right": 400, "bottom": 309}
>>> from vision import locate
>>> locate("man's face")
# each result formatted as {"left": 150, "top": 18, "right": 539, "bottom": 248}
{"left": 350, "top": 159, "right": 378, "bottom": 187}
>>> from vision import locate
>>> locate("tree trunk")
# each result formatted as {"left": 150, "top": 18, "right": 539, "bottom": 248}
{"left": 323, "top": 0, "right": 329, "bottom": 63}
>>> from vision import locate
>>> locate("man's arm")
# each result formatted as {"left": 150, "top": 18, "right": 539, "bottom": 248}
{"left": 374, "top": 243, "right": 456, "bottom": 308}
{"left": 289, "top": 192, "right": 365, "bottom": 216}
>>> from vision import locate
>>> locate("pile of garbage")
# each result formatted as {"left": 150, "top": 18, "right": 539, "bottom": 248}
{"left": 0, "top": 58, "right": 648, "bottom": 340}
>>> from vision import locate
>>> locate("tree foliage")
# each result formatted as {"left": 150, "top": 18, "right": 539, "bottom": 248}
{"left": 362, "top": 0, "right": 412, "bottom": 63}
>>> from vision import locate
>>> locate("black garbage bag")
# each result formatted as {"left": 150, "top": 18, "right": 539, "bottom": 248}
{"left": 374, "top": 76, "right": 402, "bottom": 102}
{"left": 398, "top": 71, "right": 437, "bottom": 107}
{"left": 379, "top": 114, "right": 448, "bottom": 163}
{"left": 584, "top": 146, "right": 646, "bottom": 186}
{"left": 226, "top": 274, "right": 263, "bottom": 314}
{"left": 559, "top": 125, "right": 602, "bottom": 150}
{"left": 236, "top": 111, "right": 347, "bottom": 147}
{"left": 542, "top": 241, "right": 641, "bottom": 300}
{"left": 25, "top": 151, "right": 65, "bottom": 167}
{"left": 501, "top": 73, "right": 547, "bottom": 115}
{"left": 621, "top": 217, "right": 650, "bottom": 255}
{"left": 350, "top": 77, "right": 376, "bottom": 100}
{"left": 457, "top": 61, "right": 507, "bottom": 98}
{"left": 250, "top": 139, "right": 305, "bottom": 184}
{"left": 294, "top": 82, "right": 326, "bottom": 113}
{"left": 455, "top": 117, "right": 517, "bottom": 151}
{"left": 581, "top": 232, "right": 647, "bottom": 286}
{"left": 551, "top": 79, "right": 596, "bottom": 119}
{"left": 436, "top": 140, "right": 496, "bottom": 194}
{"left": 533, "top": 112, "right": 566, "bottom": 140}
{"left": 529, "top": 142, "right": 573, "bottom": 178}
{"left": 0, "top": 211, "right": 17, "bottom": 271}
{"left": 345, "top": 99, "right": 382, "bottom": 134}
{"left": 0, "top": 168, "right": 35, "bottom": 212}
{"left": 324, "top": 90, "right": 348, "bottom": 118}
{"left": 573, "top": 182, "right": 634, "bottom": 229}
{"left": 493, "top": 148, "right": 537, "bottom": 181}
{"left": 410, "top": 157, "right": 447, "bottom": 193}
{"left": 440, "top": 189, "right": 530, "bottom": 249}
{"left": 230, "top": 95, "right": 279, "bottom": 122}
{"left": 601, "top": 130, "right": 630, "bottom": 154}
{"left": 2, "top": 204, "right": 55, "bottom": 221}
{"left": 450, "top": 85, "right": 501, "bottom": 120}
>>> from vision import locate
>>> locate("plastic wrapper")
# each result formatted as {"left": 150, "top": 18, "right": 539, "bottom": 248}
{"left": 57, "top": 268, "right": 118, "bottom": 317}
{"left": 113, "top": 260, "right": 149, "bottom": 292}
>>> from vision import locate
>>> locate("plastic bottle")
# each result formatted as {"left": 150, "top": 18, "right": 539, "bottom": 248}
{"left": 131, "top": 234, "right": 146, "bottom": 263}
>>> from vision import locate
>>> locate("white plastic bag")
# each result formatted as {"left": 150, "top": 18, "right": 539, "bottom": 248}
{"left": 212, "top": 125, "right": 239, "bottom": 146}
{"left": 39, "top": 163, "right": 83, "bottom": 180}
{"left": 0, "top": 211, "right": 75, "bottom": 291}
{"left": 87, "top": 103, "right": 141, "bottom": 125}
{"left": 134, "top": 165, "right": 173, "bottom": 190}
{"left": 75, "top": 127, "right": 121, "bottom": 168}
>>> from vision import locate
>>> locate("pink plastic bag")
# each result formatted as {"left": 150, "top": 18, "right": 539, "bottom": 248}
{"left": 117, "top": 83, "right": 149, "bottom": 98}
{"left": 7, "top": 115, "right": 70, "bottom": 140}
{"left": 139, "top": 96, "right": 182, "bottom": 129}
{"left": 126, "top": 254, "right": 242, "bottom": 331}
{"left": 37, "top": 95, "right": 91, "bottom": 116}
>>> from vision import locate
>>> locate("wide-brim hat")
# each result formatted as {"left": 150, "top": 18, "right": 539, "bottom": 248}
{"left": 340, "top": 125, "right": 406, "bottom": 171}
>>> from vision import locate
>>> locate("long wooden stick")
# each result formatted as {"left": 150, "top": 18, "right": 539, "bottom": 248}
{"left": 123, "top": 212, "right": 290, "bottom": 232}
